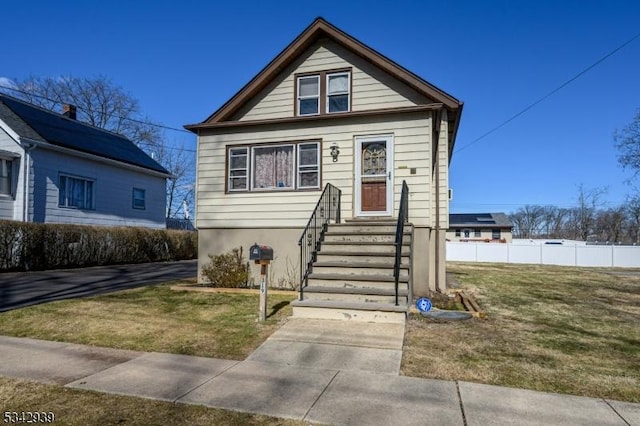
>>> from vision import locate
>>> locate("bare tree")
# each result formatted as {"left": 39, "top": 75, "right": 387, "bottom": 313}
{"left": 509, "top": 205, "right": 546, "bottom": 238}
{"left": 4, "top": 75, "right": 161, "bottom": 146}
{"left": 567, "top": 185, "right": 607, "bottom": 241}
{"left": 624, "top": 193, "right": 640, "bottom": 244}
{"left": 149, "top": 142, "right": 195, "bottom": 218}
{"left": 614, "top": 108, "right": 640, "bottom": 180}
{"left": 594, "top": 207, "right": 626, "bottom": 243}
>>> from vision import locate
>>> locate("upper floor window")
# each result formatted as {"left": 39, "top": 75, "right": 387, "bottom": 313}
{"left": 297, "top": 76, "right": 320, "bottom": 116}
{"left": 0, "top": 158, "right": 12, "bottom": 197}
{"left": 296, "top": 70, "right": 351, "bottom": 116}
{"left": 327, "top": 72, "right": 350, "bottom": 113}
{"left": 59, "top": 174, "right": 95, "bottom": 210}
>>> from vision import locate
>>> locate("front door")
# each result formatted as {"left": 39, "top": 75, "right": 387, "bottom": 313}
{"left": 355, "top": 135, "right": 393, "bottom": 216}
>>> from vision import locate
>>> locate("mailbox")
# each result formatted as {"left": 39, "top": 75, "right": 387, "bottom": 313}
{"left": 249, "top": 243, "right": 274, "bottom": 264}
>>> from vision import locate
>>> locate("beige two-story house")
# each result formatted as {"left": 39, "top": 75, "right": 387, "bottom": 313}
{"left": 186, "top": 18, "right": 462, "bottom": 318}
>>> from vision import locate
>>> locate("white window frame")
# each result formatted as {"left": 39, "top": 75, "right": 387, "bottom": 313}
{"left": 326, "top": 71, "right": 350, "bottom": 113}
{"left": 251, "top": 144, "right": 295, "bottom": 191}
{"left": 0, "top": 158, "right": 13, "bottom": 197}
{"left": 297, "top": 75, "right": 320, "bottom": 116}
{"left": 297, "top": 142, "right": 320, "bottom": 189}
{"left": 132, "top": 188, "right": 146, "bottom": 210}
{"left": 228, "top": 147, "right": 249, "bottom": 192}
{"left": 59, "top": 174, "right": 95, "bottom": 210}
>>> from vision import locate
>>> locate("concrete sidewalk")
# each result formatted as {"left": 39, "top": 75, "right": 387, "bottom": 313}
{"left": 1, "top": 329, "right": 638, "bottom": 425}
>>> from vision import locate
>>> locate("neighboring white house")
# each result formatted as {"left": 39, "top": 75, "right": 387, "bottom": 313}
{"left": 0, "top": 94, "right": 170, "bottom": 228}
{"left": 186, "top": 18, "right": 463, "bottom": 295}
{"left": 447, "top": 213, "right": 514, "bottom": 243}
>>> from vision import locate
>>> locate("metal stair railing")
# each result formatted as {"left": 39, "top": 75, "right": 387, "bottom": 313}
{"left": 298, "top": 183, "right": 341, "bottom": 301}
{"left": 394, "top": 180, "right": 409, "bottom": 306}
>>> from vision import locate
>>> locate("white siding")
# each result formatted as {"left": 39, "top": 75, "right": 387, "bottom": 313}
{"left": 0, "top": 128, "right": 22, "bottom": 220}
{"left": 197, "top": 113, "right": 432, "bottom": 228}
{"left": 30, "top": 148, "right": 167, "bottom": 228}
{"left": 232, "top": 40, "right": 430, "bottom": 121}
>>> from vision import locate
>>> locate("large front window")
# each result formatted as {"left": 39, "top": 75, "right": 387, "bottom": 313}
{"left": 227, "top": 142, "right": 320, "bottom": 192}
{"left": 0, "top": 158, "right": 12, "bottom": 197}
{"left": 253, "top": 145, "right": 294, "bottom": 189}
{"left": 59, "top": 174, "right": 95, "bottom": 209}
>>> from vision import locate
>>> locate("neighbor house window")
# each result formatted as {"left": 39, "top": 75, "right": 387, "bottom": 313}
{"left": 492, "top": 229, "right": 501, "bottom": 240}
{"left": 227, "top": 142, "right": 321, "bottom": 192}
{"left": 132, "top": 188, "right": 146, "bottom": 209}
{"left": 296, "top": 70, "right": 351, "bottom": 116}
{"left": 474, "top": 229, "right": 481, "bottom": 237}
{"left": 59, "top": 174, "right": 94, "bottom": 209}
{"left": 455, "top": 229, "right": 460, "bottom": 237}
{"left": 464, "top": 229, "right": 470, "bottom": 238}
{"left": 0, "top": 158, "right": 12, "bottom": 197}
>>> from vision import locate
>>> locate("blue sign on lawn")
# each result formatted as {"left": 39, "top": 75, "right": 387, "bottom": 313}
{"left": 416, "top": 297, "right": 432, "bottom": 312}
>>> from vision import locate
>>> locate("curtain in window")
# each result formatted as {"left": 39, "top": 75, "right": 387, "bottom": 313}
{"left": 328, "top": 74, "right": 348, "bottom": 94}
{"left": 254, "top": 146, "right": 293, "bottom": 189}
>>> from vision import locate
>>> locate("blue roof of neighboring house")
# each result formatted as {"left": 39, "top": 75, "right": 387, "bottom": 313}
{"left": 0, "top": 94, "right": 169, "bottom": 175}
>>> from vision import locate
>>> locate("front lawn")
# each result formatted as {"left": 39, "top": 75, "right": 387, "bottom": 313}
{"left": 0, "top": 282, "right": 295, "bottom": 360}
{"left": 402, "top": 262, "right": 640, "bottom": 403}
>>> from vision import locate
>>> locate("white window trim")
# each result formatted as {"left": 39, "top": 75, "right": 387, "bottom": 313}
{"left": 251, "top": 144, "right": 296, "bottom": 191}
{"left": 326, "top": 71, "right": 350, "bottom": 113}
{"left": 297, "top": 142, "right": 320, "bottom": 189}
{"left": 297, "top": 75, "right": 320, "bottom": 116}
{"left": 59, "top": 173, "right": 95, "bottom": 210}
{"left": 228, "top": 147, "right": 249, "bottom": 192}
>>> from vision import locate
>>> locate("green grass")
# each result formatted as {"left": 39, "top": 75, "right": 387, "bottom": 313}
{"left": 0, "top": 376, "right": 305, "bottom": 426}
{"left": 0, "top": 282, "right": 295, "bottom": 360}
{"left": 402, "top": 262, "right": 640, "bottom": 402}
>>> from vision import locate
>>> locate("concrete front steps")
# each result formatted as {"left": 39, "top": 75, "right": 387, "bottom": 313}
{"left": 292, "top": 219, "right": 412, "bottom": 324}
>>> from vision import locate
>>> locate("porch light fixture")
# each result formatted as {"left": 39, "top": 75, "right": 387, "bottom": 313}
{"left": 330, "top": 143, "right": 340, "bottom": 162}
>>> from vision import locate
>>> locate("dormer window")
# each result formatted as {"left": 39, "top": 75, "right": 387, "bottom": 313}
{"left": 327, "top": 72, "right": 349, "bottom": 113}
{"left": 296, "top": 69, "right": 351, "bottom": 116}
{"left": 297, "top": 76, "right": 320, "bottom": 115}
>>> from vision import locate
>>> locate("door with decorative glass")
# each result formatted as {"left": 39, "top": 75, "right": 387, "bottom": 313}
{"left": 355, "top": 135, "right": 393, "bottom": 216}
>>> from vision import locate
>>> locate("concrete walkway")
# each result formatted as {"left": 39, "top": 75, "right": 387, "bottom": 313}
{"left": 1, "top": 322, "right": 639, "bottom": 425}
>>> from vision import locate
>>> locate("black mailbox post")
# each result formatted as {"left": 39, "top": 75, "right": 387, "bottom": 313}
{"left": 249, "top": 243, "right": 273, "bottom": 321}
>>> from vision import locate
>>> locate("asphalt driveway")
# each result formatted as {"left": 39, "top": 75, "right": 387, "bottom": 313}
{"left": 0, "top": 260, "right": 197, "bottom": 312}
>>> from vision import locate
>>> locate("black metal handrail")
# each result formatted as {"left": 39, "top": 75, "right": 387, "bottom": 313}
{"left": 394, "top": 180, "right": 409, "bottom": 306}
{"left": 298, "top": 183, "right": 341, "bottom": 300}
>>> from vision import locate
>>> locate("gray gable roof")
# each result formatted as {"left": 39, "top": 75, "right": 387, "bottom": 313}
{"left": 449, "top": 213, "right": 513, "bottom": 228}
{"left": 0, "top": 94, "right": 169, "bottom": 175}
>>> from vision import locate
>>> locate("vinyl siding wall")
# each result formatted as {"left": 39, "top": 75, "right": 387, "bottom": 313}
{"left": 197, "top": 111, "right": 433, "bottom": 228}
{"left": 30, "top": 148, "right": 166, "bottom": 228}
{"left": 232, "top": 40, "right": 430, "bottom": 121}
{"left": 0, "top": 129, "right": 22, "bottom": 220}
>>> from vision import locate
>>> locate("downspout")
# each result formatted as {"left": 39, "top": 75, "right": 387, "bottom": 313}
{"left": 22, "top": 142, "right": 35, "bottom": 222}
{"left": 433, "top": 109, "right": 442, "bottom": 292}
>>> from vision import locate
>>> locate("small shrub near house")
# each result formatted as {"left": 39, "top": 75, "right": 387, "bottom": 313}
{"left": 0, "top": 220, "right": 197, "bottom": 272}
{"left": 201, "top": 247, "right": 250, "bottom": 288}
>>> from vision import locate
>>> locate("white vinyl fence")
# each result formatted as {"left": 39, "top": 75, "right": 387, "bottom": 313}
{"left": 447, "top": 242, "right": 640, "bottom": 268}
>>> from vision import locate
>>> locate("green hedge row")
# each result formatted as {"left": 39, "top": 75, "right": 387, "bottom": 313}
{"left": 0, "top": 220, "right": 197, "bottom": 272}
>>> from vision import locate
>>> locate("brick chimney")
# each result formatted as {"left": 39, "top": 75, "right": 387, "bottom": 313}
{"left": 62, "top": 104, "right": 77, "bottom": 120}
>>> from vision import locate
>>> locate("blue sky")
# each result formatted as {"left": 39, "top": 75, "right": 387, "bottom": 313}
{"left": 3, "top": 0, "right": 640, "bottom": 213}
